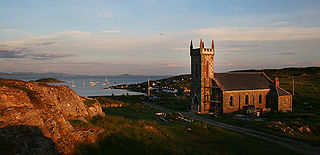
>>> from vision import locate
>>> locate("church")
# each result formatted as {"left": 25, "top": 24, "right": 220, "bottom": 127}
{"left": 190, "top": 39, "right": 292, "bottom": 114}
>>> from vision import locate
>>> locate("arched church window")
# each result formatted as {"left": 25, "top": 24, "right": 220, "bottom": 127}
{"left": 259, "top": 94, "right": 262, "bottom": 104}
{"left": 245, "top": 95, "right": 249, "bottom": 105}
{"left": 230, "top": 96, "right": 233, "bottom": 106}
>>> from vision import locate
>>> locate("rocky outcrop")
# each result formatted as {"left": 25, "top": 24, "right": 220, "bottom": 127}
{"left": 0, "top": 79, "right": 105, "bottom": 154}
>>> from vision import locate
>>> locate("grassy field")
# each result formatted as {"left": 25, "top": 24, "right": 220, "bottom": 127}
{"left": 125, "top": 67, "right": 320, "bottom": 146}
{"left": 75, "top": 96, "right": 299, "bottom": 154}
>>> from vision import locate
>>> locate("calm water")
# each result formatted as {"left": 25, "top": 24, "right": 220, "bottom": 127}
{"left": 2, "top": 75, "right": 170, "bottom": 97}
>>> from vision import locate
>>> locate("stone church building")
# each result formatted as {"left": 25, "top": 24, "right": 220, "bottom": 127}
{"left": 190, "top": 39, "right": 292, "bottom": 114}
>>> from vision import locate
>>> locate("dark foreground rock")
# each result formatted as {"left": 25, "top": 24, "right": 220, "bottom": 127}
{"left": 0, "top": 79, "right": 105, "bottom": 154}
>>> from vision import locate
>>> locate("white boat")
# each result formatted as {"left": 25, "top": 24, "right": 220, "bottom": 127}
{"left": 71, "top": 80, "right": 76, "bottom": 87}
{"left": 89, "top": 78, "right": 94, "bottom": 84}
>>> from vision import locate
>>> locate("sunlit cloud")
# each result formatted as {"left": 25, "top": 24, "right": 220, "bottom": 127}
{"left": 171, "top": 47, "right": 188, "bottom": 51}
{"left": 96, "top": 30, "right": 121, "bottom": 35}
{"left": 270, "top": 21, "right": 289, "bottom": 26}
{"left": 216, "top": 48, "right": 244, "bottom": 51}
{"left": 0, "top": 29, "right": 33, "bottom": 40}
{"left": 197, "top": 27, "right": 320, "bottom": 40}
{"left": 279, "top": 52, "right": 296, "bottom": 56}
{"left": 0, "top": 48, "right": 74, "bottom": 60}
{"left": 56, "top": 30, "right": 92, "bottom": 38}
{"left": 98, "top": 12, "right": 115, "bottom": 18}
{"left": 30, "top": 53, "right": 75, "bottom": 60}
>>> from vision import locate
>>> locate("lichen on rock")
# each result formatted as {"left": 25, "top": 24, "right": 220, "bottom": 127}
{"left": 0, "top": 79, "right": 105, "bottom": 154}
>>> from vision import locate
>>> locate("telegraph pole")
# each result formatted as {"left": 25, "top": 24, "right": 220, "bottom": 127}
{"left": 292, "top": 76, "right": 295, "bottom": 96}
{"left": 147, "top": 77, "right": 150, "bottom": 96}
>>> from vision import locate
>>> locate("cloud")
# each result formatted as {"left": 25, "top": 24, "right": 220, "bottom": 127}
{"left": 0, "top": 48, "right": 27, "bottom": 58}
{"left": 30, "top": 53, "right": 74, "bottom": 60}
{"left": 0, "top": 48, "right": 74, "bottom": 60}
{"left": 216, "top": 48, "right": 244, "bottom": 51}
{"left": 279, "top": 52, "right": 296, "bottom": 56}
{"left": 37, "top": 41, "right": 55, "bottom": 46}
{"left": 197, "top": 27, "right": 320, "bottom": 41}
{"left": 229, "top": 44, "right": 258, "bottom": 48}
{"left": 171, "top": 47, "right": 188, "bottom": 51}
{"left": 56, "top": 30, "right": 92, "bottom": 38}
{"left": 0, "top": 29, "right": 33, "bottom": 39}
{"left": 96, "top": 30, "right": 121, "bottom": 35}
{"left": 270, "top": 21, "right": 289, "bottom": 26}
{"left": 98, "top": 12, "right": 115, "bottom": 18}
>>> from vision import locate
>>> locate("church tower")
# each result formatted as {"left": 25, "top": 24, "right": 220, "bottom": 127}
{"left": 190, "top": 39, "right": 215, "bottom": 113}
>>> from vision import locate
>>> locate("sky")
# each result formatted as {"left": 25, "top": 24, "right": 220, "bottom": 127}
{"left": 0, "top": 0, "right": 319, "bottom": 75}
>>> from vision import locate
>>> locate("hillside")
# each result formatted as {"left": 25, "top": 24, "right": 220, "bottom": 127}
{"left": 0, "top": 78, "right": 104, "bottom": 154}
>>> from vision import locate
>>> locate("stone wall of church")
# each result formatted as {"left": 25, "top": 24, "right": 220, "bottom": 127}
{"left": 200, "top": 53, "right": 214, "bottom": 113}
{"left": 278, "top": 95, "right": 292, "bottom": 112}
{"left": 190, "top": 52, "right": 201, "bottom": 112}
{"left": 222, "top": 89, "right": 270, "bottom": 113}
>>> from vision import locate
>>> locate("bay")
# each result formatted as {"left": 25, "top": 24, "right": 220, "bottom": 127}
{"left": 1, "top": 75, "right": 170, "bottom": 97}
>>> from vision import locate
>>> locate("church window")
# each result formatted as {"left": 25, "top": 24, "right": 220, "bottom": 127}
{"left": 259, "top": 94, "right": 262, "bottom": 104}
{"left": 230, "top": 96, "right": 233, "bottom": 106}
{"left": 245, "top": 95, "right": 249, "bottom": 105}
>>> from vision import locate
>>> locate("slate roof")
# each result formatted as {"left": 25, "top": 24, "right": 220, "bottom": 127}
{"left": 213, "top": 72, "right": 273, "bottom": 91}
{"left": 276, "top": 86, "right": 291, "bottom": 96}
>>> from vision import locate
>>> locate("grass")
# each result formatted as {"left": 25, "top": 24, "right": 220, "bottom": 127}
{"left": 151, "top": 96, "right": 190, "bottom": 112}
{"left": 75, "top": 96, "right": 299, "bottom": 155}
{"left": 82, "top": 98, "right": 96, "bottom": 107}
{"left": 200, "top": 111, "right": 320, "bottom": 146}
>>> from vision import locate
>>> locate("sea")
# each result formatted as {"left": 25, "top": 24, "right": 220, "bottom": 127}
{"left": 2, "top": 75, "right": 170, "bottom": 97}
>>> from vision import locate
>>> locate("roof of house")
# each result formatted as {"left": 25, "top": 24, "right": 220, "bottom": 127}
{"left": 276, "top": 86, "right": 291, "bottom": 96}
{"left": 213, "top": 72, "right": 273, "bottom": 91}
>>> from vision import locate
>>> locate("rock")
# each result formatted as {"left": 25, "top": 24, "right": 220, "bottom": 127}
{"left": 0, "top": 79, "right": 105, "bottom": 154}
{"left": 0, "top": 125, "right": 59, "bottom": 155}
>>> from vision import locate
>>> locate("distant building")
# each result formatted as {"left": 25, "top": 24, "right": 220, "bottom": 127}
{"left": 190, "top": 39, "right": 292, "bottom": 113}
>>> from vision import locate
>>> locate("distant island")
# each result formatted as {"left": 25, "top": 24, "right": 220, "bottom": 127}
{"left": 119, "top": 74, "right": 131, "bottom": 76}
{"left": 35, "top": 78, "right": 65, "bottom": 83}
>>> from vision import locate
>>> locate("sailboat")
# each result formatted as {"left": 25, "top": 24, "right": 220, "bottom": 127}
{"left": 71, "top": 80, "right": 76, "bottom": 87}
{"left": 105, "top": 76, "right": 111, "bottom": 84}
{"left": 102, "top": 77, "right": 108, "bottom": 85}
{"left": 89, "top": 77, "right": 94, "bottom": 84}
{"left": 82, "top": 81, "right": 86, "bottom": 87}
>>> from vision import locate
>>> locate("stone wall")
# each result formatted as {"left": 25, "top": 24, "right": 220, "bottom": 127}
{"left": 190, "top": 50, "right": 201, "bottom": 112}
{"left": 200, "top": 52, "right": 214, "bottom": 113}
{"left": 222, "top": 89, "right": 270, "bottom": 113}
{"left": 278, "top": 95, "right": 292, "bottom": 112}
